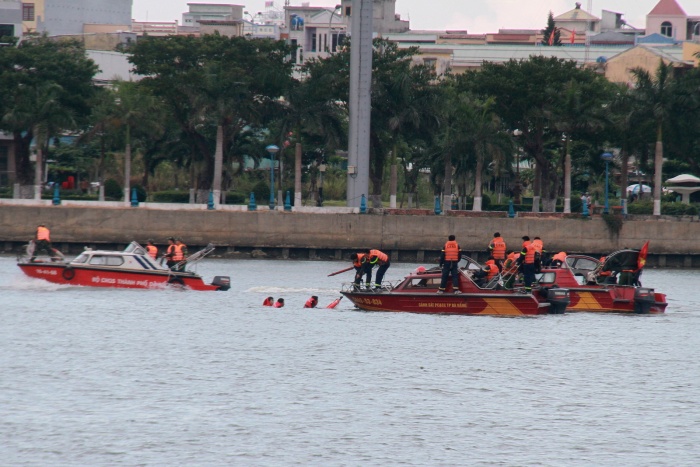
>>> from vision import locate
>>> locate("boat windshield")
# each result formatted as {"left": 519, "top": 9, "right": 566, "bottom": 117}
{"left": 72, "top": 253, "right": 89, "bottom": 264}
{"left": 123, "top": 242, "right": 147, "bottom": 256}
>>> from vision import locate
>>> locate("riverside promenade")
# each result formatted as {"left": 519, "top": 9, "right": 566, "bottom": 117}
{"left": 1, "top": 199, "right": 699, "bottom": 267}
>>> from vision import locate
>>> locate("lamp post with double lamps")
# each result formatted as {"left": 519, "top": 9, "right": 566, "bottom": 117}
{"left": 601, "top": 152, "right": 613, "bottom": 214}
{"left": 266, "top": 145, "right": 279, "bottom": 210}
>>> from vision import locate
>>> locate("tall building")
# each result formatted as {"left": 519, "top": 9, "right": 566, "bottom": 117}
{"left": 182, "top": 3, "right": 243, "bottom": 28}
{"left": 0, "top": 0, "right": 22, "bottom": 40}
{"left": 646, "top": 0, "right": 700, "bottom": 41}
{"left": 21, "top": 0, "right": 132, "bottom": 36}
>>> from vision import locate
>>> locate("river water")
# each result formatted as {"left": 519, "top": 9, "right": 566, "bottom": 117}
{"left": 1, "top": 255, "right": 699, "bottom": 466}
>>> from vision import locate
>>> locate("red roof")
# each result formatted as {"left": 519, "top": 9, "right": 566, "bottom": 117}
{"left": 648, "top": 0, "right": 687, "bottom": 16}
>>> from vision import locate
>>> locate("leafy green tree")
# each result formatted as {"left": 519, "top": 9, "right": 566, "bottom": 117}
{"left": 461, "top": 56, "right": 609, "bottom": 212}
{"left": 127, "top": 34, "right": 293, "bottom": 200}
{"left": 0, "top": 36, "right": 97, "bottom": 191}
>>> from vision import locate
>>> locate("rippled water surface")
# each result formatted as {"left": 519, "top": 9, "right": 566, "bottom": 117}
{"left": 1, "top": 256, "right": 699, "bottom": 466}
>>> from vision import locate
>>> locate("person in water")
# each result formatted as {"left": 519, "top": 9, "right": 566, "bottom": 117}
{"left": 274, "top": 298, "right": 285, "bottom": 308}
{"left": 263, "top": 296, "right": 274, "bottom": 306}
{"left": 304, "top": 296, "right": 319, "bottom": 308}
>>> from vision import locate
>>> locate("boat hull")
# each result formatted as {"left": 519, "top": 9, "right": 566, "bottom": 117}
{"left": 341, "top": 290, "right": 552, "bottom": 316}
{"left": 565, "top": 287, "right": 667, "bottom": 314}
{"left": 18, "top": 262, "right": 226, "bottom": 291}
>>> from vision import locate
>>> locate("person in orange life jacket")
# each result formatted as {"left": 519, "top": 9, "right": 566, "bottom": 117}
{"left": 304, "top": 296, "right": 319, "bottom": 308}
{"left": 170, "top": 238, "right": 188, "bottom": 271}
{"left": 363, "top": 248, "right": 390, "bottom": 288}
{"left": 164, "top": 237, "right": 177, "bottom": 269}
{"left": 503, "top": 251, "right": 519, "bottom": 271}
{"left": 31, "top": 224, "right": 54, "bottom": 262}
{"left": 146, "top": 239, "right": 158, "bottom": 260}
{"left": 531, "top": 236, "right": 544, "bottom": 272}
{"left": 274, "top": 298, "right": 285, "bottom": 308}
{"left": 488, "top": 232, "right": 507, "bottom": 271}
{"left": 551, "top": 251, "right": 567, "bottom": 268}
{"left": 350, "top": 252, "right": 369, "bottom": 287}
{"left": 263, "top": 296, "right": 274, "bottom": 306}
{"left": 474, "top": 258, "right": 498, "bottom": 287}
{"left": 502, "top": 251, "right": 519, "bottom": 288}
{"left": 517, "top": 236, "right": 537, "bottom": 291}
{"left": 438, "top": 235, "right": 462, "bottom": 294}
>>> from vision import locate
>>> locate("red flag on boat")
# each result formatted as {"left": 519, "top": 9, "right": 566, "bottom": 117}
{"left": 570, "top": 29, "right": 576, "bottom": 44}
{"left": 637, "top": 241, "right": 649, "bottom": 271}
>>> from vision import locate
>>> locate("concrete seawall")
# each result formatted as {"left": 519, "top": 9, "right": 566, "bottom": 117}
{"left": 1, "top": 202, "right": 699, "bottom": 267}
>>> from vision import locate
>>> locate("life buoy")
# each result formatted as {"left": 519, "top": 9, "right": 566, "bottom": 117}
{"left": 62, "top": 267, "right": 75, "bottom": 280}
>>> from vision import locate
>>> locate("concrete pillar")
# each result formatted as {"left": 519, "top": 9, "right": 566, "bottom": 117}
{"left": 416, "top": 250, "right": 425, "bottom": 263}
{"left": 282, "top": 248, "right": 289, "bottom": 259}
{"left": 335, "top": 249, "right": 343, "bottom": 260}
{"left": 391, "top": 249, "right": 399, "bottom": 263}
{"left": 684, "top": 256, "right": 692, "bottom": 268}
{"left": 346, "top": 0, "right": 372, "bottom": 208}
{"left": 309, "top": 248, "right": 317, "bottom": 260}
{"left": 658, "top": 255, "right": 666, "bottom": 268}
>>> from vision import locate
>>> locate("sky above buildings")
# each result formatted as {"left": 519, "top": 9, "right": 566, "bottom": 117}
{"left": 131, "top": 0, "right": 684, "bottom": 33}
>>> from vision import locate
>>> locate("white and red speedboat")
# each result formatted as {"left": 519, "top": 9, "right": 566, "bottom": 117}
{"left": 17, "top": 241, "right": 230, "bottom": 291}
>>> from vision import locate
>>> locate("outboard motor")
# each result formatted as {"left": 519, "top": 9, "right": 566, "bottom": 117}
{"left": 634, "top": 287, "right": 655, "bottom": 314}
{"left": 545, "top": 288, "right": 570, "bottom": 314}
{"left": 212, "top": 276, "right": 231, "bottom": 291}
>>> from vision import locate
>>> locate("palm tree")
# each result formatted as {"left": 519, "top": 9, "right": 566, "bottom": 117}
{"left": 630, "top": 61, "right": 675, "bottom": 216}
{"left": 113, "top": 81, "right": 158, "bottom": 204}
{"left": 555, "top": 78, "right": 610, "bottom": 212}
{"left": 2, "top": 82, "right": 75, "bottom": 198}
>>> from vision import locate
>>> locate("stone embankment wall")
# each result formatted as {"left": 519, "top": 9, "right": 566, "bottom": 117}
{"left": 1, "top": 203, "right": 699, "bottom": 267}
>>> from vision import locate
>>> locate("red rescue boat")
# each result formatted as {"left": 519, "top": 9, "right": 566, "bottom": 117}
{"left": 341, "top": 257, "right": 569, "bottom": 316}
{"left": 17, "top": 241, "right": 230, "bottom": 291}
{"left": 538, "top": 243, "right": 666, "bottom": 314}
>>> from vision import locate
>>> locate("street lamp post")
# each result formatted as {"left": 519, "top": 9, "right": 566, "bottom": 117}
{"left": 318, "top": 162, "right": 326, "bottom": 207}
{"left": 601, "top": 152, "right": 613, "bottom": 215}
{"left": 266, "top": 145, "right": 279, "bottom": 210}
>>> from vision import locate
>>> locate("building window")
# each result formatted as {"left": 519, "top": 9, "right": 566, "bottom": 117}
{"left": 22, "top": 3, "right": 35, "bottom": 21}
{"left": 345, "top": 6, "right": 351, "bottom": 17}
{"left": 423, "top": 58, "right": 437, "bottom": 69}
{"left": 0, "top": 24, "right": 14, "bottom": 38}
{"left": 311, "top": 33, "right": 317, "bottom": 52}
{"left": 660, "top": 21, "right": 673, "bottom": 37}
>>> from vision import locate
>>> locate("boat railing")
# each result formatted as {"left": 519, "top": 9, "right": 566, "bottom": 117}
{"left": 172, "top": 243, "right": 216, "bottom": 271}
{"left": 341, "top": 280, "right": 399, "bottom": 293}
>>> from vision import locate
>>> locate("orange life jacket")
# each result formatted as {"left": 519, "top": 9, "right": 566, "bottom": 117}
{"left": 37, "top": 226, "right": 50, "bottom": 241}
{"left": 521, "top": 242, "right": 536, "bottom": 264}
{"left": 263, "top": 298, "right": 273, "bottom": 306}
{"left": 304, "top": 298, "right": 318, "bottom": 308}
{"left": 353, "top": 253, "right": 366, "bottom": 268}
{"left": 532, "top": 239, "right": 544, "bottom": 254}
{"left": 166, "top": 244, "right": 176, "bottom": 259}
{"left": 274, "top": 301, "right": 284, "bottom": 308}
{"left": 552, "top": 251, "right": 567, "bottom": 263}
{"left": 485, "top": 259, "right": 498, "bottom": 280}
{"left": 146, "top": 245, "right": 158, "bottom": 259}
{"left": 173, "top": 244, "right": 186, "bottom": 261}
{"left": 489, "top": 237, "right": 506, "bottom": 259}
{"left": 369, "top": 249, "right": 388, "bottom": 265}
{"left": 443, "top": 240, "right": 460, "bottom": 261}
